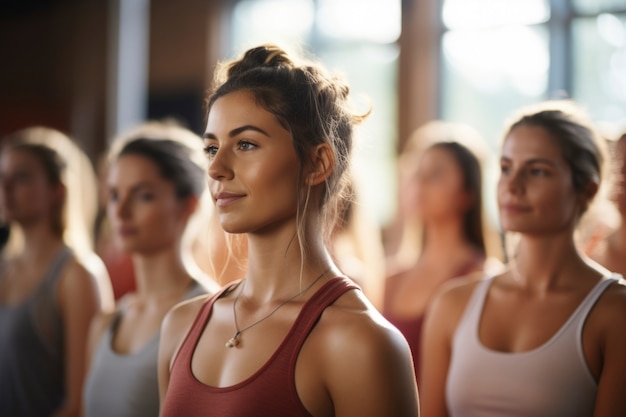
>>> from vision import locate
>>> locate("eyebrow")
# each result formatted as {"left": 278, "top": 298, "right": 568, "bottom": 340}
{"left": 203, "top": 125, "right": 270, "bottom": 140}
{"left": 500, "top": 156, "right": 557, "bottom": 166}
{"left": 108, "top": 181, "right": 156, "bottom": 192}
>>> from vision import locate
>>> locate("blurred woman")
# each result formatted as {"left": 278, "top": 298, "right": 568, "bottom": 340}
{"left": 383, "top": 120, "right": 502, "bottom": 382}
{"left": 589, "top": 131, "right": 626, "bottom": 275}
{"left": 421, "top": 101, "right": 626, "bottom": 416}
{"left": 0, "top": 127, "right": 113, "bottom": 417}
{"left": 83, "top": 122, "right": 219, "bottom": 417}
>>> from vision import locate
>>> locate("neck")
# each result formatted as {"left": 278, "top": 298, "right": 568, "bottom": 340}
{"left": 616, "top": 218, "right": 626, "bottom": 248}
{"left": 132, "top": 245, "right": 193, "bottom": 299}
{"left": 421, "top": 216, "right": 474, "bottom": 262}
{"left": 511, "top": 229, "right": 588, "bottom": 292}
{"left": 243, "top": 223, "right": 335, "bottom": 303}
{"left": 17, "top": 221, "right": 64, "bottom": 264}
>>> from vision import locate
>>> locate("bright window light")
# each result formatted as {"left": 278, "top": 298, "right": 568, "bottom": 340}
{"left": 443, "top": 0, "right": 549, "bottom": 30}
{"left": 231, "top": 0, "right": 314, "bottom": 52}
{"left": 443, "top": 25, "right": 548, "bottom": 96}
{"left": 317, "top": 0, "right": 400, "bottom": 43}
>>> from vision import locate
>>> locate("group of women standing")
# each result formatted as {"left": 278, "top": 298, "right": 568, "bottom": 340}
{"left": 1, "top": 42, "right": 625, "bottom": 417}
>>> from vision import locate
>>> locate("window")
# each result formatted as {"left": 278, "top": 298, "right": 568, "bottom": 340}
{"left": 440, "top": 0, "right": 626, "bottom": 145}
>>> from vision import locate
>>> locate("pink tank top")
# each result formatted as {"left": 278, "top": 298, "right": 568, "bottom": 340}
{"left": 162, "top": 277, "right": 359, "bottom": 417}
{"left": 446, "top": 274, "right": 620, "bottom": 417}
{"left": 383, "top": 257, "right": 482, "bottom": 382}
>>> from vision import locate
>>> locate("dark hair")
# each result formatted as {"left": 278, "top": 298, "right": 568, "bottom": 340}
{"left": 109, "top": 123, "right": 206, "bottom": 200}
{"left": 505, "top": 101, "right": 605, "bottom": 203}
{"left": 206, "top": 44, "right": 368, "bottom": 239}
{"left": 429, "top": 141, "right": 486, "bottom": 254}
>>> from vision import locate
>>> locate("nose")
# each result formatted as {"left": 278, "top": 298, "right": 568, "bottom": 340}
{"left": 500, "top": 168, "right": 525, "bottom": 196}
{"left": 109, "top": 193, "right": 131, "bottom": 222}
{"left": 207, "top": 147, "right": 234, "bottom": 182}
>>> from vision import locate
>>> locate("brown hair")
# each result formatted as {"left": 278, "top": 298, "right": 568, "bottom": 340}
{"left": 206, "top": 44, "right": 368, "bottom": 244}
{"left": 504, "top": 100, "right": 606, "bottom": 212}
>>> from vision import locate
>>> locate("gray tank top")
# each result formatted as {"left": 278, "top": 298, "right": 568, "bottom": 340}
{"left": 0, "top": 246, "right": 72, "bottom": 417}
{"left": 446, "top": 274, "right": 620, "bottom": 417}
{"left": 83, "top": 282, "right": 206, "bottom": 417}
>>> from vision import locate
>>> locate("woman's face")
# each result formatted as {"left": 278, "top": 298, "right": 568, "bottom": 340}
{"left": 400, "top": 146, "right": 471, "bottom": 222}
{"left": 0, "top": 148, "right": 61, "bottom": 226}
{"left": 498, "top": 125, "right": 582, "bottom": 235}
{"left": 106, "top": 154, "right": 191, "bottom": 254}
{"left": 204, "top": 90, "right": 301, "bottom": 235}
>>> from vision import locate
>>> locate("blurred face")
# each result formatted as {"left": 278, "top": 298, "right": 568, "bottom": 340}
{"left": 498, "top": 125, "right": 582, "bottom": 235}
{"left": 400, "top": 146, "right": 471, "bottom": 222}
{"left": 204, "top": 90, "right": 301, "bottom": 235}
{"left": 0, "top": 148, "right": 61, "bottom": 227}
{"left": 107, "top": 154, "right": 191, "bottom": 254}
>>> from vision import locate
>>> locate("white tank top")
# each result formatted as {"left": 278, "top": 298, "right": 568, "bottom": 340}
{"left": 446, "top": 274, "right": 620, "bottom": 417}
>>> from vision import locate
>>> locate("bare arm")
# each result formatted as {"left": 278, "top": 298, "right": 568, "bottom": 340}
{"left": 593, "top": 285, "right": 626, "bottom": 417}
{"left": 53, "top": 261, "right": 100, "bottom": 417}
{"left": 420, "top": 280, "right": 478, "bottom": 417}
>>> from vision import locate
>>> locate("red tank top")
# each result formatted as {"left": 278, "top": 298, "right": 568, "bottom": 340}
{"left": 162, "top": 276, "right": 359, "bottom": 417}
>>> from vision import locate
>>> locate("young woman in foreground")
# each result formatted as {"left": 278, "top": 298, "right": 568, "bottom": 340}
{"left": 158, "top": 44, "right": 419, "bottom": 417}
{"left": 421, "top": 101, "right": 626, "bottom": 417}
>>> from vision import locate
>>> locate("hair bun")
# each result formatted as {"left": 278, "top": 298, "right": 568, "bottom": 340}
{"left": 226, "top": 44, "right": 293, "bottom": 78}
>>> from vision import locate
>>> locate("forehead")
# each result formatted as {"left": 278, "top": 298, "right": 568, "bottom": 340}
{"left": 205, "top": 90, "right": 285, "bottom": 136}
{"left": 108, "top": 153, "right": 163, "bottom": 183}
{"left": 0, "top": 148, "right": 43, "bottom": 170}
{"left": 502, "top": 125, "right": 564, "bottom": 162}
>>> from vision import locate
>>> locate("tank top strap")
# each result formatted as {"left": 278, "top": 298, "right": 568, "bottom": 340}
{"left": 172, "top": 281, "right": 241, "bottom": 367}
{"left": 286, "top": 276, "right": 360, "bottom": 363}
{"left": 41, "top": 245, "right": 73, "bottom": 289}
{"left": 573, "top": 274, "right": 621, "bottom": 335}
{"left": 455, "top": 276, "right": 493, "bottom": 336}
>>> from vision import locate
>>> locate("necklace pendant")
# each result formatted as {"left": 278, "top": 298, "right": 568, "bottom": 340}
{"left": 225, "top": 332, "right": 240, "bottom": 348}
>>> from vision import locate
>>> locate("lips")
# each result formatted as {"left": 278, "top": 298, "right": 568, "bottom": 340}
{"left": 500, "top": 203, "right": 532, "bottom": 213}
{"left": 117, "top": 226, "right": 138, "bottom": 236}
{"left": 213, "top": 191, "right": 245, "bottom": 207}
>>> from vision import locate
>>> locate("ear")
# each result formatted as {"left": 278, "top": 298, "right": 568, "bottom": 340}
{"left": 53, "top": 182, "right": 67, "bottom": 206}
{"left": 179, "top": 195, "right": 200, "bottom": 221}
{"left": 578, "top": 181, "right": 599, "bottom": 212}
{"left": 305, "top": 143, "right": 334, "bottom": 186}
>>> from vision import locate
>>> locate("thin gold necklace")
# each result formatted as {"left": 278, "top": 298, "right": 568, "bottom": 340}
{"left": 225, "top": 268, "right": 331, "bottom": 348}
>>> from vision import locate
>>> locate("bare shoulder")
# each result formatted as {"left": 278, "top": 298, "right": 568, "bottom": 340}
{"left": 162, "top": 294, "right": 210, "bottom": 336}
{"left": 591, "top": 278, "right": 626, "bottom": 323}
{"left": 57, "top": 254, "right": 100, "bottom": 304}
{"left": 160, "top": 293, "right": 213, "bottom": 371}
{"left": 318, "top": 287, "right": 405, "bottom": 346}
{"left": 311, "top": 287, "right": 413, "bottom": 377}
{"left": 431, "top": 271, "right": 486, "bottom": 313}
{"left": 308, "top": 287, "right": 419, "bottom": 415}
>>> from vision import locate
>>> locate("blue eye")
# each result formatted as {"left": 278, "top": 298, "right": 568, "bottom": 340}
{"left": 203, "top": 145, "right": 218, "bottom": 158}
{"left": 529, "top": 168, "right": 548, "bottom": 177}
{"left": 238, "top": 141, "right": 256, "bottom": 151}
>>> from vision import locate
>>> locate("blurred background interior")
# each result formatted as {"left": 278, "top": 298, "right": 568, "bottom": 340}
{"left": 1, "top": 0, "right": 625, "bottom": 244}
